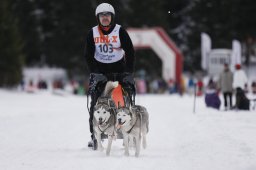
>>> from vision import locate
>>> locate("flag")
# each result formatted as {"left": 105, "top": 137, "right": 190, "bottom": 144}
{"left": 201, "top": 33, "right": 212, "bottom": 70}
{"left": 231, "top": 40, "right": 242, "bottom": 71}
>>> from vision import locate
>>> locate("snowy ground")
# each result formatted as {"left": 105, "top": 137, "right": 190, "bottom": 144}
{"left": 0, "top": 89, "right": 256, "bottom": 170}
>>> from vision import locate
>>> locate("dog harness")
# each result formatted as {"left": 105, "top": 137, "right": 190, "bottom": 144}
{"left": 126, "top": 106, "right": 143, "bottom": 134}
{"left": 126, "top": 117, "right": 138, "bottom": 134}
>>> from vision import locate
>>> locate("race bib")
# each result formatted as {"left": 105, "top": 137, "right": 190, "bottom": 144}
{"left": 93, "top": 24, "right": 124, "bottom": 63}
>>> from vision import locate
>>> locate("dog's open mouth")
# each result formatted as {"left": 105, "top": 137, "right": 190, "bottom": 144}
{"left": 99, "top": 118, "right": 106, "bottom": 125}
{"left": 118, "top": 120, "right": 126, "bottom": 125}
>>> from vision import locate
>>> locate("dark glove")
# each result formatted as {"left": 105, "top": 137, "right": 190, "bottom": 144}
{"left": 122, "top": 72, "right": 135, "bottom": 85}
{"left": 88, "top": 73, "right": 107, "bottom": 95}
{"left": 122, "top": 72, "right": 136, "bottom": 105}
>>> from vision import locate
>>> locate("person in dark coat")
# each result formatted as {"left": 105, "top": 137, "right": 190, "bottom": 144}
{"left": 252, "top": 81, "right": 256, "bottom": 94}
{"left": 235, "top": 87, "right": 250, "bottom": 110}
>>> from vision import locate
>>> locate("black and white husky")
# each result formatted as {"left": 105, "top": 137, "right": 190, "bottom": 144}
{"left": 93, "top": 81, "right": 118, "bottom": 156}
{"left": 116, "top": 105, "right": 149, "bottom": 157}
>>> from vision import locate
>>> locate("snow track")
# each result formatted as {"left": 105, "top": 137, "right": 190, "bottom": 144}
{"left": 1, "top": 90, "right": 256, "bottom": 170}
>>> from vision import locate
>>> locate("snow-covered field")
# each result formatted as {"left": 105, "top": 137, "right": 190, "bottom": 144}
{"left": 0, "top": 89, "right": 256, "bottom": 170}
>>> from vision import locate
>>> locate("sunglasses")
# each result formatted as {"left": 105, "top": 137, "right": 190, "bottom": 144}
{"left": 99, "top": 12, "right": 112, "bottom": 17}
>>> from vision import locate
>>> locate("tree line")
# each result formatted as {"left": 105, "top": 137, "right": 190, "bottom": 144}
{"left": 1, "top": 0, "right": 256, "bottom": 86}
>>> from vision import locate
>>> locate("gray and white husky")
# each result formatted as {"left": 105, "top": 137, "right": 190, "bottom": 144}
{"left": 116, "top": 105, "right": 149, "bottom": 157}
{"left": 93, "top": 81, "right": 118, "bottom": 156}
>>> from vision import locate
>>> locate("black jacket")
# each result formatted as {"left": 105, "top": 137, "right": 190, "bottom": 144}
{"left": 84, "top": 24, "right": 135, "bottom": 74}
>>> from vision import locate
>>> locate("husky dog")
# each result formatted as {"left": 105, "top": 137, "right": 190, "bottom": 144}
{"left": 93, "top": 81, "right": 118, "bottom": 156}
{"left": 116, "top": 105, "right": 149, "bottom": 157}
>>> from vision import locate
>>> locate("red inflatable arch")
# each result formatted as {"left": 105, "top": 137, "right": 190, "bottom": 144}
{"left": 127, "top": 27, "right": 183, "bottom": 85}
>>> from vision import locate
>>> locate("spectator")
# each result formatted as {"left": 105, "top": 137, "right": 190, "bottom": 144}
{"left": 149, "top": 79, "right": 159, "bottom": 93}
{"left": 53, "top": 80, "right": 64, "bottom": 89}
{"left": 218, "top": 63, "right": 233, "bottom": 110}
{"left": 38, "top": 80, "right": 48, "bottom": 89}
{"left": 136, "top": 78, "right": 147, "bottom": 94}
{"left": 179, "top": 76, "right": 186, "bottom": 95}
{"left": 20, "top": 80, "right": 25, "bottom": 91}
{"left": 158, "top": 79, "right": 167, "bottom": 93}
{"left": 233, "top": 64, "right": 248, "bottom": 109}
{"left": 168, "top": 79, "right": 176, "bottom": 94}
{"left": 252, "top": 81, "right": 256, "bottom": 94}
{"left": 187, "top": 76, "right": 194, "bottom": 95}
{"left": 196, "top": 79, "right": 204, "bottom": 96}
{"left": 235, "top": 87, "right": 250, "bottom": 110}
{"left": 77, "top": 81, "right": 85, "bottom": 95}
{"left": 26, "top": 80, "right": 36, "bottom": 93}
{"left": 205, "top": 78, "right": 221, "bottom": 109}
{"left": 233, "top": 64, "right": 248, "bottom": 90}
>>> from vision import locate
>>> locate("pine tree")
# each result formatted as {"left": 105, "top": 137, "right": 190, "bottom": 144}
{"left": 123, "top": 0, "right": 169, "bottom": 76}
{"left": 12, "top": 0, "right": 41, "bottom": 66}
{"left": 180, "top": 0, "right": 236, "bottom": 70}
{"left": 126, "top": 0, "right": 168, "bottom": 28}
{"left": 0, "top": 0, "right": 24, "bottom": 87}
{"left": 34, "top": 0, "right": 95, "bottom": 74}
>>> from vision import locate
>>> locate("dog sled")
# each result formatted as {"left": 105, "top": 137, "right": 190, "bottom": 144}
{"left": 87, "top": 73, "right": 136, "bottom": 149}
{"left": 87, "top": 72, "right": 136, "bottom": 107}
{"left": 87, "top": 73, "right": 149, "bottom": 157}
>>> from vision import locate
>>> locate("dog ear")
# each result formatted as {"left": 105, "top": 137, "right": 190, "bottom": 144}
{"left": 118, "top": 102, "right": 121, "bottom": 109}
{"left": 107, "top": 99, "right": 110, "bottom": 107}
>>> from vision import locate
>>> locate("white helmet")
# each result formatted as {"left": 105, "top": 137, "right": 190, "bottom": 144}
{"left": 95, "top": 3, "right": 115, "bottom": 16}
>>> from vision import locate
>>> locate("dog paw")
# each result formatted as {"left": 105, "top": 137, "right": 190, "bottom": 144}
{"left": 143, "top": 143, "right": 147, "bottom": 149}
